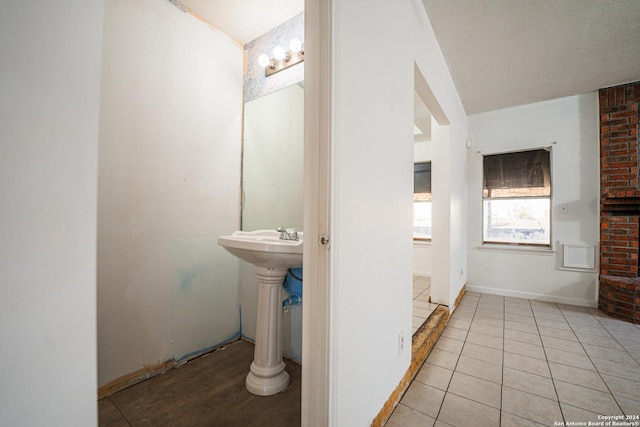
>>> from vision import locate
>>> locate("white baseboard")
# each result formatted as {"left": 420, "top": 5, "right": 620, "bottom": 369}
{"left": 466, "top": 284, "right": 597, "bottom": 308}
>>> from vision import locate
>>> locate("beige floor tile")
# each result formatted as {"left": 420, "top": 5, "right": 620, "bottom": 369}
{"left": 502, "top": 386, "right": 562, "bottom": 426}
{"left": 415, "top": 363, "right": 454, "bottom": 391}
{"left": 434, "top": 420, "right": 455, "bottom": 427}
{"left": 571, "top": 325, "right": 611, "bottom": 337}
{"left": 609, "top": 330, "right": 640, "bottom": 345}
{"left": 504, "top": 320, "right": 539, "bottom": 334}
{"left": 504, "top": 329, "right": 542, "bottom": 345}
{"left": 583, "top": 344, "right": 639, "bottom": 365}
{"left": 503, "top": 352, "right": 550, "bottom": 378}
{"left": 401, "top": 382, "right": 445, "bottom": 419}
{"left": 615, "top": 396, "right": 640, "bottom": 416}
{"left": 591, "top": 357, "right": 640, "bottom": 382}
{"left": 622, "top": 341, "right": 640, "bottom": 354}
{"left": 414, "top": 299, "right": 436, "bottom": 310}
{"left": 548, "top": 362, "right": 608, "bottom": 392}
{"left": 575, "top": 331, "right": 624, "bottom": 350}
{"left": 504, "top": 339, "right": 546, "bottom": 360}
{"left": 413, "top": 316, "right": 427, "bottom": 329}
{"left": 441, "top": 327, "right": 468, "bottom": 342}
{"left": 386, "top": 404, "right": 435, "bottom": 427}
{"left": 465, "top": 331, "right": 504, "bottom": 350}
{"left": 500, "top": 412, "right": 546, "bottom": 427}
{"left": 415, "top": 293, "right": 431, "bottom": 302}
{"left": 447, "top": 371, "right": 502, "bottom": 409}
{"left": 427, "top": 348, "right": 460, "bottom": 371}
{"left": 438, "top": 393, "right": 500, "bottom": 427}
{"left": 461, "top": 342, "right": 503, "bottom": 365}
{"left": 473, "top": 316, "right": 504, "bottom": 328}
{"left": 455, "top": 355, "right": 502, "bottom": 384}
{"left": 560, "top": 403, "right": 603, "bottom": 424}
{"left": 554, "top": 380, "right": 623, "bottom": 415}
{"left": 414, "top": 307, "right": 435, "bottom": 319}
{"left": 504, "top": 312, "right": 536, "bottom": 324}
{"left": 450, "top": 312, "right": 474, "bottom": 322}
{"left": 447, "top": 318, "right": 471, "bottom": 331}
{"left": 541, "top": 335, "right": 586, "bottom": 354}
{"left": 601, "top": 374, "right": 640, "bottom": 402}
{"left": 544, "top": 348, "right": 595, "bottom": 371}
{"left": 537, "top": 326, "right": 578, "bottom": 341}
{"left": 504, "top": 307, "right": 534, "bottom": 319}
{"left": 534, "top": 319, "right": 571, "bottom": 331}
{"left": 435, "top": 337, "right": 464, "bottom": 354}
{"left": 475, "top": 309, "right": 504, "bottom": 320}
{"left": 469, "top": 322, "right": 504, "bottom": 338}
{"left": 502, "top": 367, "right": 557, "bottom": 400}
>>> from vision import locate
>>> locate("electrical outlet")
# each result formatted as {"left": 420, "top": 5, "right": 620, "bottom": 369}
{"left": 398, "top": 331, "right": 406, "bottom": 355}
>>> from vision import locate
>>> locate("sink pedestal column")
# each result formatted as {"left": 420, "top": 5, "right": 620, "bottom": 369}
{"left": 245, "top": 266, "right": 290, "bottom": 396}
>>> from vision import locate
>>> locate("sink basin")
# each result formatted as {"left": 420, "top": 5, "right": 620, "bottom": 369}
{"left": 217, "top": 230, "right": 302, "bottom": 269}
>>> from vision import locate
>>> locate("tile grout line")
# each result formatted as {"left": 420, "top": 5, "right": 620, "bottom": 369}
{"left": 559, "top": 305, "right": 627, "bottom": 415}
{"left": 108, "top": 396, "right": 134, "bottom": 427}
{"left": 532, "top": 300, "right": 565, "bottom": 425}
{"left": 433, "top": 292, "right": 480, "bottom": 424}
{"left": 500, "top": 296, "right": 505, "bottom": 427}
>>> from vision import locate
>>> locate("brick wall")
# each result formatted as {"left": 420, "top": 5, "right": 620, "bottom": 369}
{"left": 599, "top": 81, "right": 640, "bottom": 323}
{"left": 600, "top": 82, "right": 640, "bottom": 277}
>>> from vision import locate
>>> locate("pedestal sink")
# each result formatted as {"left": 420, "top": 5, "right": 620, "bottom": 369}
{"left": 217, "top": 230, "right": 302, "bottom": 396}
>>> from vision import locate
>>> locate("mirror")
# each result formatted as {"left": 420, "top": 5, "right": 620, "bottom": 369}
{"left": 242, "top": 83, "right": 304, "bottom": 231}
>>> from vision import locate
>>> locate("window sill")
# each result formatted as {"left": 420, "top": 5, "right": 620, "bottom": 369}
{"left": 477, "top": 243, "right": 555, "bottom": 256}
{"left": 413, "top": 239, "right": 432, "bottom": 247}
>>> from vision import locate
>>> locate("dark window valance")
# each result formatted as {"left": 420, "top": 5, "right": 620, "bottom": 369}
{"left": 414, "top": 162, "right": 431, "bottom": 199}
{"left": 483, "top": 149, "right": 551, "bottom": 198}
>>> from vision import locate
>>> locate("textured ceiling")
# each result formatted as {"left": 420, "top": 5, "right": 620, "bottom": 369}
{"left": 172, "top": 0, "right": 303, "bottom": 44}
{"left": 422, "top": 0, "right": 640, "bottom": 114}
{"left": 171, "top": 0, "right": 640, "bottom": 115}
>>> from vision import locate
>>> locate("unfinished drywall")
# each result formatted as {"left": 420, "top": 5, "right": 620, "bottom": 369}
{"left": 0, "top": 1, "right": 103, "bottom": 425}
{"left": 98, "top": 0, "right": 243, "bottom": 387}
{"left": 467, "top": 93, "right": 600, "bottom": 306}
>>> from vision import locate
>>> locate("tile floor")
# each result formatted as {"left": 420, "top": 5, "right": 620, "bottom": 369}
{"left": 413, "top": 276, "right": 440, "bottom": 335}
{"left": 99, "top": 340, "right": 301, "bottom": 427}
{"left": 387, "top": 291, "right": 640, "bottom": 427}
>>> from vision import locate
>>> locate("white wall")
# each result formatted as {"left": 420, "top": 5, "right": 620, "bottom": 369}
{"left": 0, "top": 1, "right": 103, "bottom": 425}
{"left": 326, "top": 0, "right": 467, "bottom": 424}
{"left": 412, "top": 10, "right": 469, "bottom": 308}
{"left": 98, "top": 0, "right": 243, "bottom": 387}
{"left": 467, "top": 93, "right": 600, "bottom": 306}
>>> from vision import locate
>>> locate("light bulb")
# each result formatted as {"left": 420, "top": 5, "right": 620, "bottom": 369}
{"left": 289, "top": 38, "right": 303, "bottom": 53}
{"left": 273, "top": 46, "right": 286, "bottom": 60}
{"left": 258, "top": 54, "right": 270, "bottom": 68}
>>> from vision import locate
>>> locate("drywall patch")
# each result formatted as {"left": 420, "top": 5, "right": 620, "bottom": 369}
{"left": 169, "top": 235, "right": 240, "bottom": 360}
{"left": 176, "top": 263, "right": 208, "bottom": 294}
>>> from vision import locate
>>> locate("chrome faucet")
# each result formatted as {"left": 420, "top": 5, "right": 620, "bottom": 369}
{"left": 276, "top": 227, "right": 299, "bottom": 241}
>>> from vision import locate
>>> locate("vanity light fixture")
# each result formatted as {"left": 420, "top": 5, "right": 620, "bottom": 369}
{"left": 257, "top": 38, "right": 304, "bottom": 77}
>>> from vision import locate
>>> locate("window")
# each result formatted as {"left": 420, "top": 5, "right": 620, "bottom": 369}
{"left": 414, "top": 162, "right": 432, "bottom": 240}
{"left": 483, "top": 149, "right": 551, "bottom": 246}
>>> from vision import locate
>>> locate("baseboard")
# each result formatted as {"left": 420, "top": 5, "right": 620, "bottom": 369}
{"left": 466, "top": 284, "right": 597, "bottom": 308}
{"left": 453, "top": 284, "right": 466, "bottom": 310}
{"left": 98, "top": 337, "right": 241, "bottom": 399}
